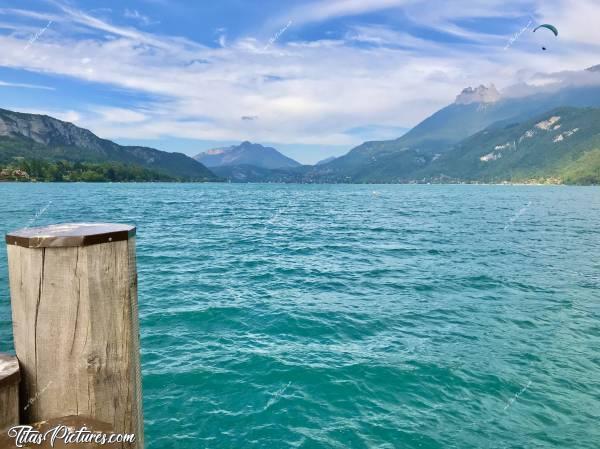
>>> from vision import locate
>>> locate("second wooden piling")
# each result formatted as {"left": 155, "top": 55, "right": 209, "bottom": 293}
{"left": 0, "top": 354, "right": 20, "bottom": 431}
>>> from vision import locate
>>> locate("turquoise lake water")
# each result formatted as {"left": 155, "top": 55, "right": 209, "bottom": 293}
{"left": 0, "top": 183, "right": 599, "bottom": 448}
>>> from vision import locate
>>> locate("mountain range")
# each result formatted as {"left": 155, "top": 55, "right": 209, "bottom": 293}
{"left": 305, "top": 69, "right": 600, "bottom": 183}
{"left": 193, "top": 141, "right": 302, "bottom": 182}
{"left": 210, "top": 66, "right": 600, "bottom": 184}
{"left": 407, "top": 107, "right": 600, "bottom": 184}
{"left": 0, "top": 108, "right": 217, "bottom": 181}
{"left": 2, "top": 65, "right": 600, "bottom": 184}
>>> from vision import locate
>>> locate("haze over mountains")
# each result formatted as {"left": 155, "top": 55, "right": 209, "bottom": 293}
{"left": 194, "top": 141, "right": 301, "bottom": 169}
{"left": 2, "top": 65, "right": 600, "bottom": 184}
{"left": 316, "top": 157, "right": 337, "bottom": 166}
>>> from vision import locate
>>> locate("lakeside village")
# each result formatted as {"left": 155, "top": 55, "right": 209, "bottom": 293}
{"left": 0, "top": 168, "right": 29, "bottom": 181}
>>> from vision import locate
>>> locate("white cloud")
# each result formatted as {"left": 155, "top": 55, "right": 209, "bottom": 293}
{"left": 48, "top": 1, "right": 200, "bottom": 51}
{"left": 277, "top": 0, "right": 414, "bottom": 25}
{"left": 0, "top": 8, "right": 62, "bottom": 23}
{"left": 0, "top": 80, "right": 55, "bottom": 90}
{"left": 0, "top": 0, "right": 598, "bottom": 153}
{"left": 7, "top": 107, "right": 81, "bottom": 123}
{"left": 93, "top": 107, "right": 149, "bottom": 124}
{"left": 123, "top": 9, "right": 158, "bottom": 26}
{"left": 538, "top": 0, "right": 600, "bottom": 46}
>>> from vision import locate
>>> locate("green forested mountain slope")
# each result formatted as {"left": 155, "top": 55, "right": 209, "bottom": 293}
{"left": 418, "top": 107, "right": 600, "bottom": 184}
{"left": 0, "top": 108, "right": 217, "bottom": 181}
{"left": 309, "top": 83, "right": 600, "bottom": 182}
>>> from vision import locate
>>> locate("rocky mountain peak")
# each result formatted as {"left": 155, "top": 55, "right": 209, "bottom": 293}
{"left": 194, "top": 141, "right": 300, "bottom": 169}
{"left": 455, "top": 84, "right": 501, "bottom": 105}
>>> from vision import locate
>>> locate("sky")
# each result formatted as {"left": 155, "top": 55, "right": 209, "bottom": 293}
{"left": 0, "top": 0, "right": 598, "bottom": 164}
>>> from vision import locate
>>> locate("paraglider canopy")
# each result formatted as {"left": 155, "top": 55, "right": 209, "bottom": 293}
{"left": 533, "top": 24, "right": 558, "bottom": 37}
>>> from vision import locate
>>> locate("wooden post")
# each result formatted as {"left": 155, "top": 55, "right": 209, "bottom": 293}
{"left": 0, "top": 354, "right": 20, "bottom": 431}
{"left": 5, "top": 223, "right": 143, "bottom": 448}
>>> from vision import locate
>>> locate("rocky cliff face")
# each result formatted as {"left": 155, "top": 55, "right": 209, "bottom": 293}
{"left": 455, "top": 84, "right": 501, "bottom": 105}
{"left": 0, "top": 109, "right": 106, "bottom": 152}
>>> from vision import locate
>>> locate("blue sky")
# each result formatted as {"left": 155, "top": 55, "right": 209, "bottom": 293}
{"left": 0, "top": 0, "right": 597, "bottom": 163}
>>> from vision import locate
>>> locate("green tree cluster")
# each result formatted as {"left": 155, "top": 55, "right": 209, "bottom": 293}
{"left": 0, "top": 159, "right": 178, "bottom": 182}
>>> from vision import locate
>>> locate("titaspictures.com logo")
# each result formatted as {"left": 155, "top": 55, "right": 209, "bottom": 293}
{"left": 6, "top": 425, "right": 135, "bottom": 447}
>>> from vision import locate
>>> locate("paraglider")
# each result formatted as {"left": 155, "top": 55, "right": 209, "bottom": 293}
{"left": 533, "top": 24, "right": 558, "bottom": 51}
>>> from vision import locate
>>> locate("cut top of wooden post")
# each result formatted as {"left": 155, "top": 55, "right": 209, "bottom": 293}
{"left": 0, "top": 354, "right": 19, "bottom": 389}
{"left": 5, "top": 223, "right": 136, "bottom": 249}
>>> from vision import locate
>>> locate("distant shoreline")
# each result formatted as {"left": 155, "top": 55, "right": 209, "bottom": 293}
{"left": 0, "top": 180, "right": 596, "bottom": 186}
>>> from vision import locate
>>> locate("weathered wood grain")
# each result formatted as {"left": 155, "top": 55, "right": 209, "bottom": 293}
{"left": 0, "top": 354, "right": 20, "bottom": 431}
{"left": 6, "top": 225, "right": 143, "bottom": 448}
